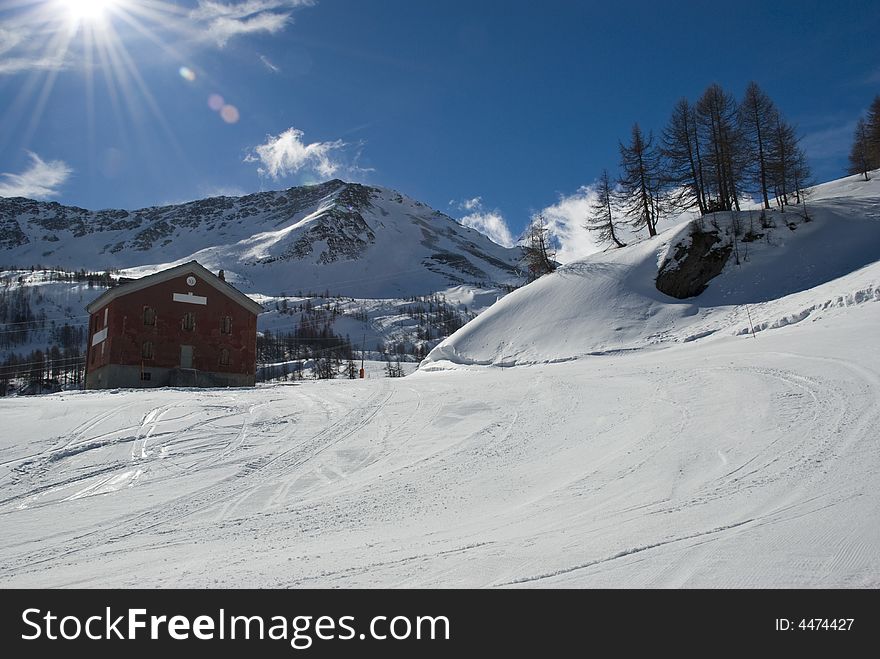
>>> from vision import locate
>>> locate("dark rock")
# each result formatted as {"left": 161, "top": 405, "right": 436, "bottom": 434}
{"left": 656, "top": 229, "right": 732, "bottom": 299}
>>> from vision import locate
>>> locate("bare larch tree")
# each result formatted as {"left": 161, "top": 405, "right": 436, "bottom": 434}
{"left": 584, "top": 169, "right": 626, "bottom": 248}
{"left": 661, "top": 98, "right": 707, "bottom": 214}
{"left": 619, "top": 123, "right": 662, "bottom": 237}
{"left": 739, "top": 81, "right": 777, "bottom": 209}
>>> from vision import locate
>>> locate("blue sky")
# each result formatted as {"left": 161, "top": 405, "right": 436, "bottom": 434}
{"left": 1, "top": 0, "right": 878, "bottom": 249}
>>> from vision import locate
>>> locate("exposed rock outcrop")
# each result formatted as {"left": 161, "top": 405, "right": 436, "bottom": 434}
{"left": 656, "top": 229, "right": 732, "bottom": 299}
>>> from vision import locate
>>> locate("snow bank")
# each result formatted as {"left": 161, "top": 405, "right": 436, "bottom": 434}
{"left": 422, "top": 174, "right": 880, "bottom": 369}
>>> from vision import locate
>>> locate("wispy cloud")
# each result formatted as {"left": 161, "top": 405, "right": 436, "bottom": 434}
{"left": 245, "top": 127, "right": 346, "bottom": 179}
{"left": 0, "top": 151, "right": 72, "bottom": 199}
{"left": 0, "top": 25, "right": 23, "bottom": 56}
{"left": 460, "top": 197, "right": 482, "bottom": 211}
{"left": 0, "top": 53, "right": 69, "bottom": 75}
{"left": 201, "top": 184, "right": 247, "bottom": 198}
{"left": 452, "top": 197, "right": 515, "bottom": 247}
{"left": 0, "top": 24, "right": 68, "bottom": 75}
{"left": 259, "top": 53, "right": 280, "bottom": 73}
{"left": 191, "top": 0, "right": 314, "bottom": 47}
{"left": 535, "top": 186, "right": 606, "bottom": 263}
{"left": 801, "top": 119, "right": 857, "bottom": 161}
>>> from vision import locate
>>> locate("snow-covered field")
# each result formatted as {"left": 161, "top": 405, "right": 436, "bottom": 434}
{"left": 0, "top": 302, "right": 877, "bottom": 587}
{"left": 0, "top": 172, "right": 878, "bottom": 588}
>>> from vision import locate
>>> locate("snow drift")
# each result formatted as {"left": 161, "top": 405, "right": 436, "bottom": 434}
{"left": 422, "top": 172, "right": 880, "bottom": 369}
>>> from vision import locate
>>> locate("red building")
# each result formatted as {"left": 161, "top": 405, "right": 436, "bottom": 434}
{"left": 85, "top": 261, "right": 263, "bottom": 389}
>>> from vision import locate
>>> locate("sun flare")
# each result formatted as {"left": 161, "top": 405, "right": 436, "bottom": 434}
{"left": 60, "top": 0, "right": 119, "bottom": 24}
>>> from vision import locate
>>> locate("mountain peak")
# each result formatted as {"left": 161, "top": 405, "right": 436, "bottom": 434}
{"left": 0, "top": 181, "right": 525, "bottom": 297}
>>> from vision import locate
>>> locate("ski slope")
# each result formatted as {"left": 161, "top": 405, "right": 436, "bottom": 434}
{"left": 0, "top": 172, "right": 878, "bottom": 587}
{"left": 0, "top": 302, "right": 877, "bottom": 587}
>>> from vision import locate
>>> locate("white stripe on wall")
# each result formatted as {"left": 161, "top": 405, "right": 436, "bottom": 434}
{"left": 173, "top": 292, "right": 208, "bottom": 305}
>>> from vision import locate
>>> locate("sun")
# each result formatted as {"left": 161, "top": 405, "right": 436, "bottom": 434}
{"left": 60, "top": 0, "right": 120, "bottom": 24}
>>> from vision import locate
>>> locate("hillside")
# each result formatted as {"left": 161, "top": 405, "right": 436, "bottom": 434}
{"left": 423, "top": 172, "right": 880, "bottom": 369}
{"left": 0, "top": 180, "right": 525, "bottom": 298}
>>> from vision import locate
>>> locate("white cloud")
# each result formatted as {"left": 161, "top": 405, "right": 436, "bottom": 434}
{"left": 534, "top": 185, "right": 606, "bottom": 264}
{"left": 535, "top": 184, "right": 699, "bottom": 263}
{"left": 461, "top": 211, "right": 515, "bottom": 248}
{"left": 259, "top": 53, "right": 280, "bottom": 73}
{"left": 452, "top": 197, "right": 515, "bottom": 247}
{"left": 461, "top": 196, "right": 482, "bottom": 211}
{"left": 192, "top": 1, "right": 314, "bottom": 47}
{"left": 0, "top": 26, "right": 23, "bottom": 56}
{"left": 246, "top": 127, "right": 346, "bottom": 179}
{"left": 0, "top": 151, "right": 72, "bottom": 199}
{"left": 0, "top": 53, "right": 69, "bottom": 75}
{"left": 0, "top": 25, "right": 68, "bottom": 75}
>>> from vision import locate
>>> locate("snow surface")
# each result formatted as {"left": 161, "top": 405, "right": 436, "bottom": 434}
{"left": 423, "top": 172, "right": 880, "bottom": 368}
{"left": 0, "top": 172, "right": 878, "bottom": 587}
{"left": 0, "top": 304, "right": 878, "bottom": 587}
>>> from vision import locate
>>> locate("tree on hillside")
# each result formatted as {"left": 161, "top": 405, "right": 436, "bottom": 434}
{"left": 867, "top": 95, "right": 880, "bottom": 169}
{"left": 522, "top": 214, "right": 557, "bottom": 280}
{"left": 739, "top": 82, "right": 777, "bottom": 209}
{"left": 791, "top": 144, "right": 814, "bottom": 206}
{"left": 661, "top": 98, "right": 707, "bottom": 214}
{"left": 767, "top": 113, "right": 802, "bottom": 209}
{"left": 618, "top": 123, "right": 663, "bottom": 237}
{"left": 848, "top": 118, "right": 873, "bottom": 181}
{"left": 696, "top": 83, "right": 745, "bottom": 211}
{"left": 584, "top": 169, "right": 626, "bottom": 248}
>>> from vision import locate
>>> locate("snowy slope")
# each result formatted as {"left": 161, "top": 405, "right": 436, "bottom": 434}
{"left": 0, "top": 302, "right": 877, "bottom": 587}
{"left": 423, "top": 172, "right": 880, "bottom": 368}
{"left": 0, "top": 180, "right": 525, "bottom": 297}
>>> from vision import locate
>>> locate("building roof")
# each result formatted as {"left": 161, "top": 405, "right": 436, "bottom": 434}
{"left": 85, "top": 261, "right": 264, "bottom": 315}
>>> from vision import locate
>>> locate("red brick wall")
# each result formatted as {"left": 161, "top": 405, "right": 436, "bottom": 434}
{"left": 86, "top": 271, "right": 257, "bottom": 377}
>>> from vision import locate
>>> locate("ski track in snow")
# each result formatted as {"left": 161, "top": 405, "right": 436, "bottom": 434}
{"left": 0, "top": 303, "right": 878, "bottom": 587}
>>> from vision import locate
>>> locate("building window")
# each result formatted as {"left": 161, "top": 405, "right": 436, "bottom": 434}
{"left": 144, "top": 306, "right": 156, "bottom": 326}
{"left": 142, "top": 341, "right": 154, "bottom": 360}
{"left": 219, "top": 348, "right": 230, "bottom": 366}
{"left": 182, "top": 312, "right": 195, "bottom": 331}
{"left": 140, "top": 371, "right": 152, "bottom": 381}
{"left": 220, "top": 315, "right": 232, "bottom": 335}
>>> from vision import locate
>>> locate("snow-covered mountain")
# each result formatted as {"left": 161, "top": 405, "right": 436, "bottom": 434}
{"left": 0, "top": 180, "right": 525, "bottom": 297}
